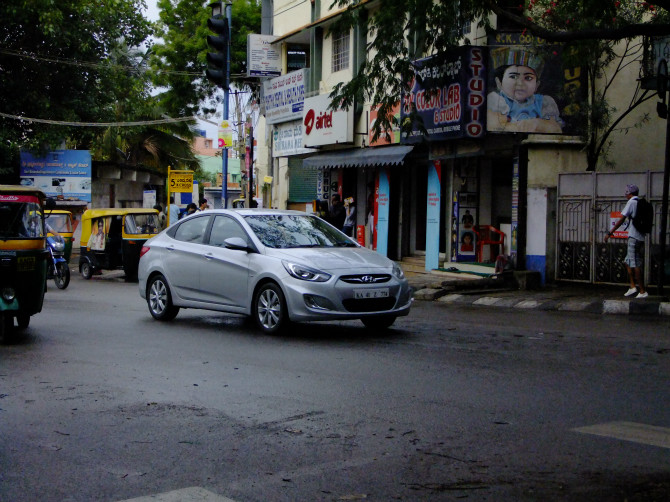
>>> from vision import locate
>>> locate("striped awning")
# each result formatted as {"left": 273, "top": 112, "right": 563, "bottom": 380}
{"left": 302, "top": 145, "right": 414, "bottom": 169}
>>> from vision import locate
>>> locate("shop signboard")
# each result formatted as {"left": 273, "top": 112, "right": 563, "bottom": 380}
{"left": 247, "top": 34, "right": 281, "bottom": 78}
{"left": 263, "top": 69, "right": 309, "bottom": 125}
{"left": 272, "top": 120, "right": 317, "bottom": 157}
{"left": 19, "top": 149, "right": 92, "bottom": 202}
{"left": 487, "top": 34, "right": 587, "bottom": 135}
{"left": 401, "top": 46, "right": 486, "bottom": 142}
{"left": 301, "top": 93, "right": 354, "bottom": 147}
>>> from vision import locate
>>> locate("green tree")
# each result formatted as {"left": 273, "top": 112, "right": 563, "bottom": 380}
{"left": 149, "top": 0, "right": 261, "bottom": 118}
{"left": 0, "top": 0, "right": 153, "bottom": 177}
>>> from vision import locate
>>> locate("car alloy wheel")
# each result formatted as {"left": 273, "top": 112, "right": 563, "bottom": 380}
{"left": 147, "top": 274, "right": 179, "bottom": 321}
{"left": 254, "top": 282, "right": 288, "bottom": 334}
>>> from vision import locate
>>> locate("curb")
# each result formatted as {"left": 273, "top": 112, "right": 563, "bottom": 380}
{"left": 416, "top": 288, "right": 670, "bottom": 316}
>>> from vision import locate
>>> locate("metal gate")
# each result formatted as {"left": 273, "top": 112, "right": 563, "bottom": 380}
{"left": 557, "top": 171, "right": 668, "bottom": 285}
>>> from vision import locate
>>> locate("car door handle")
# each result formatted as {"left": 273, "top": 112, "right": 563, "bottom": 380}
{"left": 205, "top": 253, "right": 215, "bottom": 260}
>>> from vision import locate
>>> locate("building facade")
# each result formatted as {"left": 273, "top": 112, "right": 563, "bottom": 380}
{"left": 259, "top": 0, "right": 668, "bottom": 285}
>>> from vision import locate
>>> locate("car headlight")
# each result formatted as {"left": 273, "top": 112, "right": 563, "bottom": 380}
{"left": 392, "top": 262, "right": 405, "bottom": 280}
{"left": 283, "top": 261, "right": 331, "bottom": 282}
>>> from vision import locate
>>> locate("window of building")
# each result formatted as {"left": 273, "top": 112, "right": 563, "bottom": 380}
{"left": 287, "top": 44, "right": 309, "bottom": 72}
{"left": 331, "top": 30, "right": 350, "bottom": 73}
{"left": 205, "top": 139, "right": 213, "bottom": 149}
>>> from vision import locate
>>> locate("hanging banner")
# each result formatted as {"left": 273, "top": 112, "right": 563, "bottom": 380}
{"left": 218, "top": 120, "right": 233, "bottom": 148}
{"left": 425, "top": 160, "right": 442, "bottom": 271}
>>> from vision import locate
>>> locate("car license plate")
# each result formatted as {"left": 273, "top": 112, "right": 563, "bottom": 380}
{"left": 354, "top": 288, "right": 389, "bottom": 299}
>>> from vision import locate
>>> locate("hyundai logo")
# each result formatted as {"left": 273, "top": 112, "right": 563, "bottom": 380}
{"left": 361, "top": 275, "right": 375, "bottom": 283}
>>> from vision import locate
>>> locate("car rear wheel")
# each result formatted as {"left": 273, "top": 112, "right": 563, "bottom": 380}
{"left": 361, "top": 315, "right": 397, "bottom": 329}
{"left": 147, "top": 274, "right": 180, "bottom": 321}
{"left": 254, "top": 282, "right": 289, "bottom": 334}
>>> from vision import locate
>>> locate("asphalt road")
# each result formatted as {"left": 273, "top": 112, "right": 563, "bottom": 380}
{"left": 1, "top": 271, "right": 670, "bottom": 501}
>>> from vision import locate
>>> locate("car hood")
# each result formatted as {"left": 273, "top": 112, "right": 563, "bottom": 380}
{"left": 267, "top": 246, "right": 393, "bottom": 271}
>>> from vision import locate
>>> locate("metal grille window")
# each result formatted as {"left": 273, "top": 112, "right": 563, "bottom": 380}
{"left": 331, "top": 31, "right": 350, "bottom": 73}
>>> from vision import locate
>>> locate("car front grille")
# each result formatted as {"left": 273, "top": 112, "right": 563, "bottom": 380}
{"left": 342, "top": 297, "right": 397, "bottom": 313}
{"left": 340, "top": 274, "right": 391, "bottom": 284}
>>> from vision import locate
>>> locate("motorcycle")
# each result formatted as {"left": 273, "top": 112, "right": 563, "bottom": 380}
{"left": 47, "top": 235, "right": 70, "bottom": 289}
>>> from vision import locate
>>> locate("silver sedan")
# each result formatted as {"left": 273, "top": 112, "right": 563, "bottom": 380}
{"left": 138, "top": 209, "right": 412, "bottom": 334}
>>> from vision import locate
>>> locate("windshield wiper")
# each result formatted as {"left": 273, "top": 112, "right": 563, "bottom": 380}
{"left": 333, "top": 241, "right": 357, "bottom": 247}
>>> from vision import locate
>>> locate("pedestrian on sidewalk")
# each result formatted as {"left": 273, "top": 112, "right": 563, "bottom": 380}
{"left": 604, "top": 184, "right": 647, "bottom": 298}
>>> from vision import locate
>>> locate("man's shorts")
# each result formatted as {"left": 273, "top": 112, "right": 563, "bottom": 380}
{"left": 625, "top": 237, "right": 644, "bottom": 267}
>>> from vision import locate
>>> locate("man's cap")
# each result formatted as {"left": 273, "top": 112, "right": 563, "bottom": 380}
{"left": 625, "top": 184, "right": 639, "bottom": 195}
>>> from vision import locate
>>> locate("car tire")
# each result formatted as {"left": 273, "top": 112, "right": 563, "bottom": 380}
{"left": 81, "top": 261, "right": 93, "bottom": 280}
{"left": 361, "top": 315, "right": 397, "bottom": 329}
{"left": 253, "top": 282, "right": 289, "bottom": 334}
{"left": 147, "top": 274, "right": 180, "bottom": 321}
{"left": 54, "top": 262, "right": 70, "bottom": 289}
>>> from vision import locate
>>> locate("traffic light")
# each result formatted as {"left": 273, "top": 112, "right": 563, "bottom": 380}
{"left": 206, "top": 1, "right": 229, "bottom": 90}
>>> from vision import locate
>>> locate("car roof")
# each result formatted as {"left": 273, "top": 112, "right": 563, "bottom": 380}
{"left": 209, "top": 208, "right": 313, "bottom": 217}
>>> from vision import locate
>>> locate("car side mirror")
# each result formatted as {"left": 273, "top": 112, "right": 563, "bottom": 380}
{"left": 224, "top": 237, "right": 250, "bottom": 252}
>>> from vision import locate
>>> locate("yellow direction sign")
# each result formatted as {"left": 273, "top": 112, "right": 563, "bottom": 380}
{"left": 169, "top": 171, "right": 193, "bottom": 192}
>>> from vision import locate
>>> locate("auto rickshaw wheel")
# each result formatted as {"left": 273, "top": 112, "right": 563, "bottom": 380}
{"left": 147, "top": 274, "right": 180, "bottom": 321}
{"left": 81, "top": 261, "right": 93, "bottom": 280}
{"left": 16, "top": 314, "right": 30, "bottom": 329}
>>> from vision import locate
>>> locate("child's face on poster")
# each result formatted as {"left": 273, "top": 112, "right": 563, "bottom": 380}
{"left": 497, "top": 65, "right": 539, "bottom": 103}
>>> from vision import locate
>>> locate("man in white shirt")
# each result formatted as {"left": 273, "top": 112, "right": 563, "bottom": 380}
{"left": 168, "top": 196, "right": 179, "bottom": 226}
{"left": 604, "top": 184, "right": 647, "bottom": 298}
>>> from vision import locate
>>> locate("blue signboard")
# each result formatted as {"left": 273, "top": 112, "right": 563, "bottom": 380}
{"left": 20, "top": 150, "right": 92, "bottom": 202}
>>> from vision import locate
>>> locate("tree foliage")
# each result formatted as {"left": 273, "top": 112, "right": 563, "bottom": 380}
{"left": 0, "top": 0, "right": 154, "bottom": 176}
{"left": 149, "top": 0, "right": 261, "bottom": 118}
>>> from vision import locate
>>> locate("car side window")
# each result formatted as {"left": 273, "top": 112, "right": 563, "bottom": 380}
{"left": 208, "top": 215, "right": 248, "bottom": 247}
{"left": 173, "top": 215, "right": 209, "bottom": 243}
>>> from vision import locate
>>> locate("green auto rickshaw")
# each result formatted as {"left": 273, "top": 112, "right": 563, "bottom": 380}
{"left": 0, "top": 185, "right": 51, "bottom": 340}
{"left": 79, "top": 208, "right": 159, "bottom": 281}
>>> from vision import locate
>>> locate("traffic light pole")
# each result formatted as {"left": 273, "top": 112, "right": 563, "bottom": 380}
{"left": 222, "top": 1, "right": 231, "bottom": 209}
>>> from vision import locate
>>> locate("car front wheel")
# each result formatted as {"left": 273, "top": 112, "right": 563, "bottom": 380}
{"left": 253, "top": 282, "right": 289, "bottom": 334}
{"left": 147, "top": 274, "right": 180, "bottom": 321}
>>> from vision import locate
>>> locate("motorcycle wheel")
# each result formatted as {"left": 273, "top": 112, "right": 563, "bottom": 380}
{"left": 54, "top": 262, "right": 70, "bottom": 289}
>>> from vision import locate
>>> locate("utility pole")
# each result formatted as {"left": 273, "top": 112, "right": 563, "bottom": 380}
{"left": 206, "top": 1, "right": 232, "bottom": 208}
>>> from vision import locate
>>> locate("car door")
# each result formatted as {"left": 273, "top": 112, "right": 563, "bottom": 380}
{"left": 198, "top": 215, "right": 251, "bottom": 310}
{"left": 162, "top": 215, "right": 211, "bottom": 302}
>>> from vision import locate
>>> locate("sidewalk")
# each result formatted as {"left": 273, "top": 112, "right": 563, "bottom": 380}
{"left": 407, "top": 271, "right": 670, "bottom": 317}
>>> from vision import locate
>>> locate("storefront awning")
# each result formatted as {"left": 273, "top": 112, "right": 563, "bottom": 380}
{"left": 302, "top": 145, "right": 414, "bottom": 169}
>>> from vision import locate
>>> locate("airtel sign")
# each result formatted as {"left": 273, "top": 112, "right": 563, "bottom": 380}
{"left": 301, "top": 94, "right": 353, "bottom": 148}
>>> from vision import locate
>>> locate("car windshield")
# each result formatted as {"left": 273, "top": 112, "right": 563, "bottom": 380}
{"left": 0, "top": 195, "right": 44, "bottom": 239}
{"left": 124, "top": 213, "right": 160, "bottom": 235}
{"left": 244, "top": 214, "right": 357, "bottom": 249}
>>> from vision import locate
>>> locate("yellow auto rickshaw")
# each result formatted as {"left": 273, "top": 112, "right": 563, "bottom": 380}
{"left": 45, "top": 209, "right": 75, "bottom": 263}
{"left": 79, "top": 208, "right": 159, "bottom": 281}
{"left": 0, "top": 185, "right": 52, "bottom": 339}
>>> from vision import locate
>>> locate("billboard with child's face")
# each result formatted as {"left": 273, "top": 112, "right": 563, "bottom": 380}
{"left": 487, "top": 35, "right": 586, "bottom": 135}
